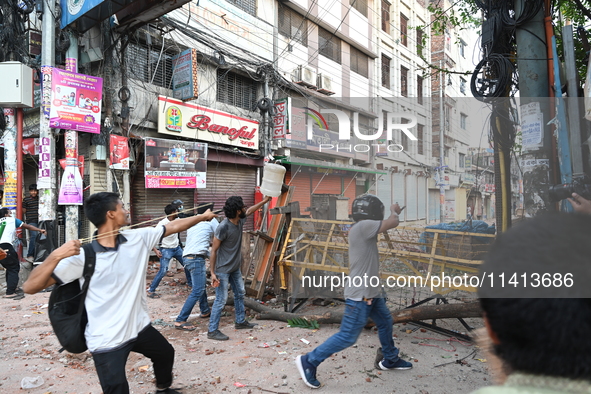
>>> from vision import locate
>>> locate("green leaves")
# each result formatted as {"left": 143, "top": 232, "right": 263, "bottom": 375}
{"left": 287, "top": 317, "right": 320, "bottom": 330}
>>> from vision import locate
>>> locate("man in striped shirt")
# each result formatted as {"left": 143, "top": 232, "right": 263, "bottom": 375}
{"left": 22, "top": 183, "right": 39, "bottom": 262}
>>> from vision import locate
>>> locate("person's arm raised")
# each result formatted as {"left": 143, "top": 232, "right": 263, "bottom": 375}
{"left": 23, "top": 240, "right": 81, "bottom": 294}
{"left": 378, "top": 204, "right": 402, "bottom": 233}
{"left": 245, "top": 196, "right": 272, "bottom": 217}
{"left": 163, "top": 209, "right": 217, "bottom": 237}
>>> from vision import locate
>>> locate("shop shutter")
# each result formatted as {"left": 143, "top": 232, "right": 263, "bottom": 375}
{"left": 131, "top": 164, "right": 195, "bottom": 229}
{"left": 196, "top": 162, "right": 257, "bottom": 231}
{"left": 376, "top": 172, "right": 392, "bottom": 211}
{"left": 418, "top": 177, "right": 427, "bottom": 219}
{"left": 392, "top": 172, "right": 405, "bottom": 221}
{"left": 286, "top": 170, "right": 311, "bottom": 217}
{"left": 429, "top": 189, "right": 440, "bottom": 223}
{"left": 406, "top": 175, "right": 418, "bottom": 221}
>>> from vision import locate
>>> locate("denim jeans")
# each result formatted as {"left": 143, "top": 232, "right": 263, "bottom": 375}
{"left": 26, "top": 222, "right": 38, "bottom": 258}
{"left": 149, "top": 246, "right": 186, "bottom": 293}
{"left": 208, "top": 270, "right": 246, "bottom": 332}
{"left": 306, "top": 298, "right": 399, "bottom": 367}
{"left": 175, "top": 256, "right": 210, "bottom": 322}
{"left": 0, "top": 243, "right": 19, "bottom": 295}
{"left": 92, "top": 325, "right": 174, "bottom": 394}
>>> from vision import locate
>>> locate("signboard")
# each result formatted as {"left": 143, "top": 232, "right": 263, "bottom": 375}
{"left": 109, "top": 135, "right": 130, "bottom": 169}
{"left": 172, "top": 49, "right": 199, "bottom": 101}
{"left": 520, "top": 102, "right": 543, "bottom": 149}
{"left": 3, "top": 171, "right": 17, "bottom": 209}
{"left": 38, "top": 137, "right": 52, "bottom": 188}
{"left": 59, "top": 130, "right": 84, "bottom": 205}
{"left": 60, "top": 0, "right": 105, "bottom": 29}
{"left": 158, "top": 96, "right": 259, "bottom": 150}
{"left": 273, "top": 98, "right": 290, "bottom": 139}
{"left": 145, "top": 137, "right": 207, "bottom": 189}
{"left": 22, "top": 138, "right": 40, "bottom": 155}
{"left": 49, "top": 68, "right": 103, "bottom": 134}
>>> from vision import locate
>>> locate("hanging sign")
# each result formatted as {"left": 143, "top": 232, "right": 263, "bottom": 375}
{"left": 109, "top": 135, "right": 130, "bottom": 169}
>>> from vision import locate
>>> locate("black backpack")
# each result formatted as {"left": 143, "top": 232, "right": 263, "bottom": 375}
{"left": 48, "top": 244, "right": 96, "bottom": 353}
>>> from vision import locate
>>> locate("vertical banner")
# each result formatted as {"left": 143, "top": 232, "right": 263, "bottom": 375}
{"left": 172, "top": 49, "right": 199, "bottom": 101}
{"left": 273, "top": 98, "right": 290, "bottom": 139}
{"left": 22, "top": 138, "right": 41, "bottom": 155}
{"left": 49, "top": 68, "right": 103, "bottom": 134}
{"left": 41, "top": 66, "right": 52, "bottom": 119}
{"left": 38, "top": 137, "right": 52, "bottom": 188}
{"left": 3, "top": 171, "right": 17, "bottom": 209}
{"left": 109, "top": 135, "right": 130, "bottom": 169}
{"left": 58, "top": 132, "right": 83, "bottom": 205}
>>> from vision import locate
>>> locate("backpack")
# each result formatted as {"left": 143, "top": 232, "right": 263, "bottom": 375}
{"left": 48, "top": 244, "right": 96, "bottom": 353}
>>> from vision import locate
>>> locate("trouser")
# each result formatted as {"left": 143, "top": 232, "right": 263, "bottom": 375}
{"left": 307, "top": 298, "right": 400, "bottom": 367}
{"left": 176, "top": 256, "right": 210, "bottom": 322}
{"left": 0, "top": 243, "right": 19, "bottom": 295}
{"left": 26, "top": 222, "right": 38, "bottom": 258}
{"left": 92, "top": 325, "right": 174, "bottom": 394}
{"left": 208, "top": 269, "right": 246, "bottom": 332}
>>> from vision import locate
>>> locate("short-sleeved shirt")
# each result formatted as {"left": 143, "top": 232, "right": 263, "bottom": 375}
{"left": 345, "top": 220, "right": 384, "bottom": 300}
{"left": 157, "top": 217, "right": 179, "bottom": 249}
{"left": 213, "top": 217, "right": 245, "bottom": 274}
{"left": 184, "top": 219, "right": 219, "bottom": 257}
{"left": 53, "top": 226, "right": 165, "bottom": 353}
{"left": 23, "top": 196, "right": 39, "bottom": 223}
{"left": 0, "top": 217, "right": 23, "bottom": 244}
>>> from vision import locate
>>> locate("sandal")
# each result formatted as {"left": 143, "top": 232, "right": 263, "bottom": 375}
{"left": 147, "top": 292, "right": 161, "bottom": 299}
{"left": 3, "top": 293, "right": 24, "bottom": 300}
{"left": 175, "top": 322, "right": 196, "bottom": 331}
{"left": 200, "top": 312, "right": 211, "bottom": 318}
{"left": 166, "top": 272, "right": 175, "bottom": 277}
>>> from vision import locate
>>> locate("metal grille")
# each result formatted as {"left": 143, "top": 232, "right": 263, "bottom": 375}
{"left": 350, "top": 46, "right": 368, "bottom": 78}
{"left": 279, "top": 6, "right": 307, "bottom": 46}
{"left": 381, "top": 0, "right": 390, "bottom": 33}
{"left": 400, "top": 13, "right": 408, "bottom": 46}
{"left": 126, "top": 42, "right": 175, "bottom": 89}
{"left": 401, "top": 66, "right": 408, "bottom": 97}
{"left": 227, "top": 0, "right": 256, "bottom": 16}
{"left": 216, "top": 70, "right": 258, "bottom": 110}
{"left": 318, "top": 27, "right": 341, "bottom": 64}
{"left": 381, "top": 54, "right": 390, "bottom": 88}
{"left": 417, "top": 75, "right": 424, "bottom": 104}
{"left": 349, "top": 0, "right": 368, "bottom": 17}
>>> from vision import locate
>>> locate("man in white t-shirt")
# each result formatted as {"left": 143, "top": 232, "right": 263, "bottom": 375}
{"left": 0, "top": 208, "right": 46, "bottom": 299}
{"left": 23, "top": 192, "right": 216, "bottom": 393}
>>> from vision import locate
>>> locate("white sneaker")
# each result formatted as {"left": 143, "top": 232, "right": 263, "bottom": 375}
{"left": 25, "top": 256, "right": 34, "bottom": 263}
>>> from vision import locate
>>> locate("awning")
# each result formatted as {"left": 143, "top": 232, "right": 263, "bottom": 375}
{"left": 276, "top": 157, "right": 387, "bottom": 175}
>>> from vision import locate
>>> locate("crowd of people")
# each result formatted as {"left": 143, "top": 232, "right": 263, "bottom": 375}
{"left": 6, "top": 188, "right": 589, "bottom": 393}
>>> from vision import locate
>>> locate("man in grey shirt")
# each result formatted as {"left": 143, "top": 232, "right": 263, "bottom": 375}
{"left": 296, "top": 195, "right": 412, "bottom": 389}
{"left": 207, "top": 195, "right": 271, "bottom": 340}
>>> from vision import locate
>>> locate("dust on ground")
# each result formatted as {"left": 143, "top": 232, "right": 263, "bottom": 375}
{"left": 0, "top": 267, "right": 493, "bottom": 394}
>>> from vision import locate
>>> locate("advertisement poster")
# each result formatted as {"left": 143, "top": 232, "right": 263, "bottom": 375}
{"left": 3, "top": 171, "right": 17, "bottom": 209}
{"left": 59, "top": 156, "right": 85, "bottom": 178}
{"left": 273, "top": 98, "right": 290, "bottom": 139}
{"left": 110, "top": 135, "right": 130, "bottom": 169}
{"left": 49, "top": 68, "right": 103, "bottom": 134}
{"left": 172, "top": 49, "right": 199, "bottom": 101}
{"left": 38, "top": 137, "right": 51, "bottom": 188}
{"left": 58, "top": 164, "right": 84, "bottom": 205}
{"left": 145, "top": 138, "right": 207, "bottom": 189}
{"left": 22, "top": 138, "right": 40, "bottom": 155}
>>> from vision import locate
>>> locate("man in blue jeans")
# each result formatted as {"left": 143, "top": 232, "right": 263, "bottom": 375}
{"left": 207, "top": 195, "right": 271, "bottom": 340}
{"left": 148, "top": 204, "right": 191, "bottom": 298}
{"left": 173, "top": 203, "right": 218, "bottom": 330}
{"left": 295, "top": 195, "right": 412, "bottom": 389}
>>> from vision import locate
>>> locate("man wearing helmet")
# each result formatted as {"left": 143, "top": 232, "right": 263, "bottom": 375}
{"left": 296, "top": 195, "right": 412, "bottom": 389}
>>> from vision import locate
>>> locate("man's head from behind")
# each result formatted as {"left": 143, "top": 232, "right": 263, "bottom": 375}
{"left": 164, "top": 203, "right": 178, "bottom": 218}
{"left": 479, "top": 213, "right": 591, "bottom": 381}
{"left": 29, "top": 184, "right": 38, "bottom": 198}
{"left": 351, "top": 194, "right": 384, "bottom": 222}
{"left": 224, "top": 196, "right": 245, "bottom": 219}
{"left": 0, "top": 208, "right": 11, "bottom": 218}
{"left": 84, "top": 192, "right": 127, "bottom": 228}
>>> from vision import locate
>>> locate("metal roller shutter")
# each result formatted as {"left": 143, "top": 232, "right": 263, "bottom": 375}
{"left": 286, "top": 169, "right": 311, "bottom": 217}
{"left": 418, "top": 177, "right": 427, "bottom": 220}
{"left": 392, "top": 172, "right": 405, "bottom": 221}
{"left": 196, "top": 162, "right": 257, "bottom": 231}
{"left": 406, "top": 175, "right": 418, "bottom": 221}
{"left": 376, "top": 172, "right": 392, "bottom": 211}
{"left": 132, "top": 164, "right": 195, "bottom": 229}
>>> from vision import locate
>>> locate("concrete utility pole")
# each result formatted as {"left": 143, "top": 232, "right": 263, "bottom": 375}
{"left": 38, "top": 0, "right": 57, "bottom": 224}
{"left": 64, "top": 31, "right": 79, "bottom": 242}
{"left": 439, "top": 60, "right": 446, "bottom": 223}
{"left": 514, "top": 0, "right": 551, "bottom": 217}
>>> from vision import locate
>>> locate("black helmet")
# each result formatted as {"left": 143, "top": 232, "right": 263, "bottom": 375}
{"left": 172, "top": 199, "right": 183, "bottom": 207}
{"left": 351, "top": 194, "right": 384, "bottom": 222}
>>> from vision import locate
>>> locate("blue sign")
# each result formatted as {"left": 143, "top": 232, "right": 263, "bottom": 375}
{"left": 61, "top": 0, "right": 105, "bottom": 29}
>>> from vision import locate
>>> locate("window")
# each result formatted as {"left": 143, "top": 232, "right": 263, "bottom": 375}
{"left": 350, "top": 0, "right": 368, "bottom": 17}
{"left": 445, "top": 28, "right": 451, "bottom": 51}
{"left": 417, "top": 124, "right": 424, "bottom": 155}
{"left": 460, "top": 39, "right": 467, "bottom": 58}
{"left": 217, "top": 70, "right": 258, "bottom": 110}
{"left": 400, "top": 66, "right": 408, "bottom": 97}
{"left": 459, "top": 153, "right": 466, "bottom": 168}
{"left": 126, "top": 41, "right": 176, "bottom": 89}
{"left": 400, "top": 14, "right": 408, "bottom": 47}
{"left": 400, "top": 120, "right": 409, "bottom": 149}
{"left": 381, "top": 0, "right": 390, "bottom": 33}
{"left": 226, "top": 0, "right": 256, "bottom": 16}
{"left": 279, "top": 6, "right": 307, "bottom": 46}
{"left": 460, "top": 113, "right": 467, "bottom": 130}
{"left": 319, "top": 27, "right": 342, "bottom": 64}
{"left": 416, "top": 28, "right": 424, "bottom": 56}
{"left": 417, "top": 75, "right": 424, "bottom": 104}
{"left": 350, "top": 46, "right": 369, "bottom": 78}
{"left": 381, "top": 54, "right": 391, "bottom": 89}
{"left": 460, "top": 77, "right": 466, "bottom": 95}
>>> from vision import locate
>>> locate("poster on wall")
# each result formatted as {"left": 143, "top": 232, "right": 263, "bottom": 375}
{"left": 110, "top": 135, "right": 130, "bottom": 169}
{"left": 3, "top": 171, "right": 17, "bottom": 209}
{"left": 58, "top": 165, "right": 84, "bottom": 205}
{"left": 144, "top": 138, "right": 207, "bottom": 189}
{"left": 49, "top": 68, "right": 103, "bottom": 134}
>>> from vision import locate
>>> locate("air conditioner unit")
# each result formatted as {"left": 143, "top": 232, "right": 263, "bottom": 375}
{"left": 292, "top": 65, "right": 317, "bottom": 87}
{"left": 317, "top": 74, "right": 335, "bottom": 95}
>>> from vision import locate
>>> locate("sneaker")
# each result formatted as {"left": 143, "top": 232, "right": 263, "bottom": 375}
{"left": 207, "top": 330, "right": 229, "bottom": 341}
{"left": 156, "top": 388, "right": 183, "bottom": 393}
{"left": 378, "top": 358, "right": 413, "bottom": 371}
{"left": 374, "top": 347, "right": 384, "bottom": 369}
{"left": 25, "top": 256, "right": 34, "bottom": 263}
{"left": 235, "top": 320, "right": 258, "bottom": 329}
{"left": 295, "top": 354, "right": 320, "bottom": 389}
